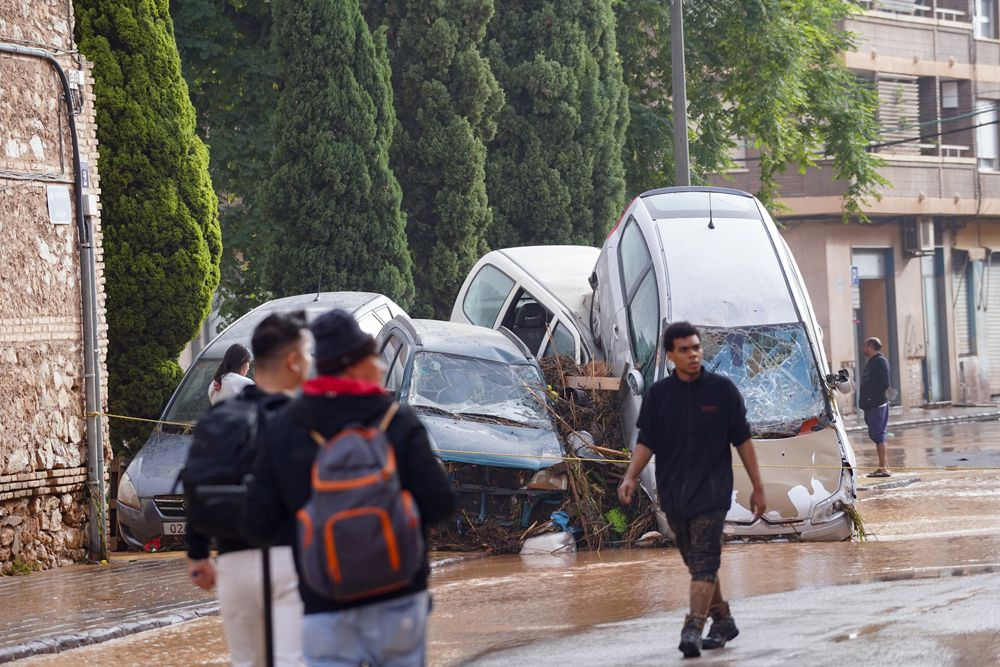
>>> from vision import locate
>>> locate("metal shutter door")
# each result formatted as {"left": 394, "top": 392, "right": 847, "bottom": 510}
{"left": 953, "top": 252, "right": 971, "bottom": 357}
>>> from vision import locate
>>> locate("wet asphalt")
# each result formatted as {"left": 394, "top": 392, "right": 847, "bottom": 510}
{"left": 20, "top": 419, "right": 1000, "bottom": 666}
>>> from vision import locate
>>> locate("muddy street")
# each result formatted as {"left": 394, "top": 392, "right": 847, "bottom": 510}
{"left": 430, "top": 418, "right": 1000, "bottom": 664}
{"left": 22, "top": 419, "right": 1000, "bottom": 666}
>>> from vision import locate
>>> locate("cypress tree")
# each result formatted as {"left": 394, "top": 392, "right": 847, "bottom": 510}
{"left": 75, "top": 0, "right": 221, "bottom": 452}
{"left": 485, "top": 0, "right": 627, "bottom": 248}
{"left": 264, "top": 0, "right": 413, "bottom": 305}
{"left": 364, "top": 0, "right": 503, "bottom": 318}
{"left": 171, "top": 0, "right": 277, "bottom": 324}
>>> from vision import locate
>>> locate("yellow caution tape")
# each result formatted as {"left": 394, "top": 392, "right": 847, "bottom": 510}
{"left": 87, "top": 411, "right": 1000, "bottom": 471}
{"left": 85, "top": 411, "right": 194, "bottom": 429}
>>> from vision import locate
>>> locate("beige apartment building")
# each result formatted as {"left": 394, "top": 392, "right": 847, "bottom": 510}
{"left": 721, "top": 0, "right": 1000, "bottom": 414}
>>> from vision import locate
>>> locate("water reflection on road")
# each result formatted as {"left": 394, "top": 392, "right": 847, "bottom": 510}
{"left": 23, "top": 420, "right": 1000, "bottom": 666}
{"left": 429, "top": 420, "right": 1000, "bottom": 665}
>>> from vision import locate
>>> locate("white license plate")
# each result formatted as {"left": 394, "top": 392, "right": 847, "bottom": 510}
{"left": 163, "top": 521, "right": 186, "bottom": 536}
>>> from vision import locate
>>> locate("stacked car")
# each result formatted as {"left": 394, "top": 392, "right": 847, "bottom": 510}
{"left": 118, "top": 186, "right": 857, "bottom": 549}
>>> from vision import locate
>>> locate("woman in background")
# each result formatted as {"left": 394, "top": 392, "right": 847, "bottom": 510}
{"left": 208, "top": 343, "right": 254, "bottom": 405}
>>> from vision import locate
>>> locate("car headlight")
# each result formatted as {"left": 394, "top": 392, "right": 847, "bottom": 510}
{"left": 811, "top": 492, "right": 845, "bottom": 523}
{"left": 117, "top": 472, "right": 140, "bottom": 510}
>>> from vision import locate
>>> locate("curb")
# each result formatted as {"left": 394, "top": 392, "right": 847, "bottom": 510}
{"left": 0, "top": 601, "right": 219, "bottom": 664}
{"left": 0, "top": 554, "right": 478, "bottom": 663}
{"left": 844, "top": 410, "right": 1000, "bottom": 434}
{"left": 857, "top": 476, "right": 921, "bottom": 492}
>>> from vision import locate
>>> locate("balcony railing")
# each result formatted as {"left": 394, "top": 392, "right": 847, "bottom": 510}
{"left": 856, "top": 0, "right": 969, "bottom": 23}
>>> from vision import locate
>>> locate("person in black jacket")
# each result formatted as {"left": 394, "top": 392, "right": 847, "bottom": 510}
{"left": 186, "top": 310, "right": 312, "bottom": 666}
{"left": 243, "top": 309, "right": 456, "bottom": 667}
{"left": 859, "top": 336, "right": 892, "bottom": 477}
{"left": 618, "top": 321, "right": 766, "bottom": 658}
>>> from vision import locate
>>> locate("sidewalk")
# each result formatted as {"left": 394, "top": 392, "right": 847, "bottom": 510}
{"left": 0, "top": 550, "right": 483, "bottom": 663}
{"left": 841, "top": 402, "right": 1000, "bottom": 433}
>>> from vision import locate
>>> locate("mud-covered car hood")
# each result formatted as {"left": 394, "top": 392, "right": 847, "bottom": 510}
{"left": 125, "top": 430, "right": 193, "bottom": 497}
{"left": 418, "top": 414, "right": 563, "bottom": 471}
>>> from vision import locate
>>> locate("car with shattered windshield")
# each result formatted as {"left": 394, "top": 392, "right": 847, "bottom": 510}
{"left": 375, "top": 317, "right": 566, "bottom": 529}
{"left": 115, "top": 292, "right": 406, "bottom": 550}
{"left": 591, "top": 186, "right": 857, "bottom": 541}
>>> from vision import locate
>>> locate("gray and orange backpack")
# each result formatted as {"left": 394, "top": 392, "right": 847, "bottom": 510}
{"left": 297, "top": 403, "right": 424, "bottom": 601}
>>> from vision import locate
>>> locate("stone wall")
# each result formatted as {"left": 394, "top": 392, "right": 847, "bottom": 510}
{"left": 0, "top": 0, "right": 109, "bottom": 572}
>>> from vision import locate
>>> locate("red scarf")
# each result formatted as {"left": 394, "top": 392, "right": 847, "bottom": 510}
{"left": 302, "top": 376, "right": 386, "bottom": 397}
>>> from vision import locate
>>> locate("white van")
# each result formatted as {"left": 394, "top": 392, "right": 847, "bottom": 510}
{"left": 450, "top": 246, "right": 600, "bottom": 363}
{"left": 591, "top": 186, "right": 857, "bottom": 541}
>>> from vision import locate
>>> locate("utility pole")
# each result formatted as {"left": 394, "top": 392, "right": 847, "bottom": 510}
{"left": 670, "top": 0, "right": 690, "bottom": 186}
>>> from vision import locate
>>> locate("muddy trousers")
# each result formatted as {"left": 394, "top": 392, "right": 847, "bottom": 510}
{"left": 668, "top": 511, "right": 728, "bottom": 618}
{"left": 217, "top": 546, "right": 305, "bottom": 667}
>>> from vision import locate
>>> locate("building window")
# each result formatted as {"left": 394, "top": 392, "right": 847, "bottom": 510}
{"left": 941, "top": 81, "right": 959, "bottom": 109}
{"left": 976, "top": 100, "right": 999, "bottom": 171}
{"left": 975, "top": 0, "right": 998, "bottom": 39}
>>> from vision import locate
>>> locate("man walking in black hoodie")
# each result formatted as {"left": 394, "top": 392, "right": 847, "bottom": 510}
{"left": 244, "top": 309, "right": 456, "bottom": 667}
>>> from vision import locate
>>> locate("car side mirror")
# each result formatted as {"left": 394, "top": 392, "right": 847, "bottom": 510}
{"left": 825, "top": 368, "right": 852, "bottom": 394}
{"left": 626, "top": 368, "right": 645, "bottom": 396}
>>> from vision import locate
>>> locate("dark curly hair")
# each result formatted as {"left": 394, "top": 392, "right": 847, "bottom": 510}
{"left": 662, "top": 321, "right": 700, "bottom": 352}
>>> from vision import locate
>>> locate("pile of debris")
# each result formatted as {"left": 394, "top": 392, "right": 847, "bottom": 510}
{"left": 427, "top": 355, "right": 660, "bottom": 554}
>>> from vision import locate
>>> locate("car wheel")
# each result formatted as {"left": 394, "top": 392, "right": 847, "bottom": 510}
{"left": 590, "top": 286, "right": 603, "bottom": 350}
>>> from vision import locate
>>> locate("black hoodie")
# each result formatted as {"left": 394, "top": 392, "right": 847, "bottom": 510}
{"left": 242, "top": 391, "right": 456, "bottom": 614}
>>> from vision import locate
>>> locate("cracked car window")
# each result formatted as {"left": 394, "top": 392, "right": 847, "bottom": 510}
{"left": 408, "top": 352, "right": 549, "bottom": 425}
{"left": 699, "top": 323, "right": 825, "bottom": 437}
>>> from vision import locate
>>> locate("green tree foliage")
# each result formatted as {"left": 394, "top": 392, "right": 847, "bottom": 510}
{"left": 264, "top": 0, "right": 413, "bottom": 305}
{"left": 363, "top": 0, "right": 503, "bottom": 317}
{"left": 617, "top": 0, "right": 885, "bottom": 218}
{"left": 485, "top": 0, "right": 628, "bottom": 248}
{"left": 171, "top": 0, "right": 276, "bottom": 324}
{"left": 75, "top": 0, "right": 221, "bottom": 453}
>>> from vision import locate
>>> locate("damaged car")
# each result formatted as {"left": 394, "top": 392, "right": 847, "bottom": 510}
{"left": 591, "top": 186, "right": 857, "bottom": 541}
{"left": 115, "top": 292, "right": 406, "bottom": 550}
{"left": 375, "top": 317, "right": 567, "bottom": 528}
{"left": 450, "top": 246, "right": 600, "bottom": 363}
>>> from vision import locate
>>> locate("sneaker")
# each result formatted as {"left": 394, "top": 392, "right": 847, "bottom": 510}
{"left": 678, "top": 614, "right": 706, "bottom": 658}
{"left": 702, "top": 614, "right": 739, "bottom": 649}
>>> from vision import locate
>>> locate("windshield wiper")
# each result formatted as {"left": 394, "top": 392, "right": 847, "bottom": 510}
{"left": 457, "top": 412, "right": 539, "bottom": 429}
{"left": 411, "top": 404, "right": 454, "bottom": 417}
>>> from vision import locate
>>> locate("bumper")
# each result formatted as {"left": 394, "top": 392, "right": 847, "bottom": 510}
{"left": 654, "top": 509, "right": 854, "bottom": 543}
{"left": 116, "top": 496, "right": 186, "bottom": 550}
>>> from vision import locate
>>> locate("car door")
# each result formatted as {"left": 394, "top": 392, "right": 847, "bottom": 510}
{"left": 614, "top": 217, "right": 661, "bottom": 443}
{"left": 378, "top": 330, "right": 411, "bottom": 397}
{"left": 541, "top": 318, "right": 582, "bottom": 360}
{"left": 498, "top": 288, "right": 556, "bottom": 357}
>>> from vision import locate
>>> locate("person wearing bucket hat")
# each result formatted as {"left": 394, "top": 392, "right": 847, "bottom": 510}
{"left": 243, "top": 309, "right": 456, "bottom": 666}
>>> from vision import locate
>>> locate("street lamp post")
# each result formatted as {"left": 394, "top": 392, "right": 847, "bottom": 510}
{"left": 670, "top": 0, "right": 690, "bottom": 186}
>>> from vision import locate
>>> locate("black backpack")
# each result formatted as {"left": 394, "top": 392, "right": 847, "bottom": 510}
{"left": 178, "top": 395, "right": 259, "bottom": 540}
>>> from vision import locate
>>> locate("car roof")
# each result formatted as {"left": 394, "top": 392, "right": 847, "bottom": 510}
{"left": 639, "top": 185, "right": 754, "bottom": 198}
{"left": 406, "top": 319, "right": 535, "bottom": 365}
{"left": 494, "top": 246, "right": 600, "bottom": 301}
{"left": 202, "top": 291, "right": 386, "bottom": 358}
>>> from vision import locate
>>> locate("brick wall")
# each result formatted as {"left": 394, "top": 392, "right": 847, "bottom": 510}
{"left": 0, "top": 0, "right": 109, "bottom": 571}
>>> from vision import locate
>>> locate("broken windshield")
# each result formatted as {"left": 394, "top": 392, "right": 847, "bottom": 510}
{"left": 698, "top": 323, "right": 826, "bottom": 437}
{"left": 407, "top": 352, "right": 549, "bottom": 426}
